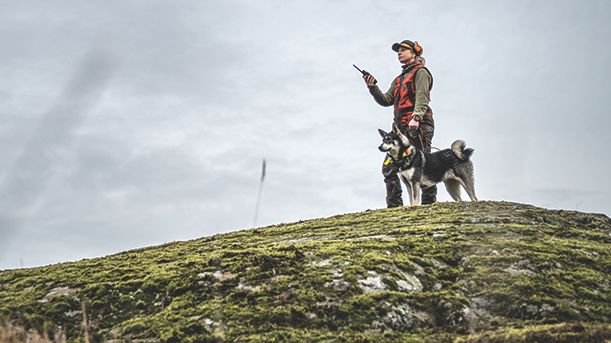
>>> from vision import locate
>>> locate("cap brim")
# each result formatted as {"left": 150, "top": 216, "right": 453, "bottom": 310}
{"left": 391, "top": 42, "right": 411, "bottom": 52}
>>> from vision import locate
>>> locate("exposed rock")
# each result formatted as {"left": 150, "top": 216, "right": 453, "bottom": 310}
{"left": 212, "top": 270, "right": 237, "bottom": 282}
{"left": 38, "top": 286, "right": 80, "bottom": 303}
{"left": 503, "top": 263, "right": 535, "bottom": 276}
{"left": 348, "top": 234, "right": 396, "bottom": 241}
{"left": 1, "top": 201, "right": 609, "bottom": 342}
{"left": 374, "top": 302, "right": 431, "bottom": 331}
{"left": 358, "top": 271, "right": 385, "bottom": 294}
{"left": 395, "top": 272, "right": 423, "bottom": 292}
{"left": 236, "top": 281, "right": 261, "bottom": 292}
{"left": 311, "top": 258, "right": 332, "bottom": 267}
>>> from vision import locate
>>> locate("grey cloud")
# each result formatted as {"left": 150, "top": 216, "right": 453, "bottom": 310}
{"left": 0, "top": 51, "right": 113, "bottom": 259}
{"left": 2, "top": 0, "right": 610, "bottom": 269}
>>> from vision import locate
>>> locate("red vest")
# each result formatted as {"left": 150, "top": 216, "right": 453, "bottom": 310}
{"left": 393, "top": 64, "right": 433, "bottom": 124}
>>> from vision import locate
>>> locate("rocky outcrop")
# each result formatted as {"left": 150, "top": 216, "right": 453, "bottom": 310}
{"left": 0, "top": 201, "right": 609, "bottom": 342}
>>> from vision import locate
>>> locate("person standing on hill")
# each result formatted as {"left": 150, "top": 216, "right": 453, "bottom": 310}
{"left": 362, "top": 39, "right": 437, "bottom": 207}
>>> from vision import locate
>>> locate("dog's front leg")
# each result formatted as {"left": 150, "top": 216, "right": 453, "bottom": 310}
{"left": 401, "top": 175, "right": 414, "bottom": 206}
{"left": 406, "top": 183, "right": 414, "bottom": 206}
{"left": 412, "top": 182, "right": 421, "bottom": 206}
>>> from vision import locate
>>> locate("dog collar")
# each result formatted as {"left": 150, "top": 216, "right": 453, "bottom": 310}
{"left": 385, "top": 146, "right": 416, "bottom": 170}
{"left": 402, "top": 146, "right": 414, "bottom": 158}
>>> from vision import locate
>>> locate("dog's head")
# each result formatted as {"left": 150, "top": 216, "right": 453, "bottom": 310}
{"left": 378, "top": 125, "right": 413, "bottom": 154}
{"left": 378, "top": 129, "right": 401, "bottom": 153}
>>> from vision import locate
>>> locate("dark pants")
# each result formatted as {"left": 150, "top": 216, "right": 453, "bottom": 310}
{"left": 382, "top": 114, "right": 437, "bottom": 207}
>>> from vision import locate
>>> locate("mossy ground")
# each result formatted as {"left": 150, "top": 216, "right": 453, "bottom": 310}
{"left": 0, "top": 201, "right": 610, "bottom": 342}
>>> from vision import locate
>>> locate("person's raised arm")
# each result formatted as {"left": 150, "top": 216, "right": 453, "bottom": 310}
{"left": 365, "top": 76, "right": 395, "bottom": 107}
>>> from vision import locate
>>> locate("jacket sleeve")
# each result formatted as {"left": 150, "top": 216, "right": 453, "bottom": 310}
{"left": 367, "top": 78, "right": 395, "bottom": 107}
{"left": 412, "top": 69, "right": 432, "bottom": 121}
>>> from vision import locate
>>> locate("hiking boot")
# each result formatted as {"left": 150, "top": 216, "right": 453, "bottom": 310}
{"left": 421, "top": 185, "right": 437, "bottom": 205}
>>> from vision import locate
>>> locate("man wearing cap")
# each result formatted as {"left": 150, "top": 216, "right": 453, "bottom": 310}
{"left": 362, "top": 39, "right": 437, "bottom": 207}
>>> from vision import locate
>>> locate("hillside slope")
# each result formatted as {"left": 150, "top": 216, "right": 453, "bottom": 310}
{"left": 0, "top": 201, "right": 610, "bottom": 342}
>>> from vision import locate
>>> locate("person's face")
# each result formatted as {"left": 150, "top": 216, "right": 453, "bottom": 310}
{"left": 397, "top": 46, "right": 415, "bottom": 64}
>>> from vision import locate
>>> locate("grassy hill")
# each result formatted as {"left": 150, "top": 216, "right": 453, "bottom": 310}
{"left": 0, "top": 201, "right": 610, "bottom": 342}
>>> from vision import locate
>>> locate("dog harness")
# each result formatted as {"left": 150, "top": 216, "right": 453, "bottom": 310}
{"left": 393, "top": 64, "right": 433, "bottom": 125}
{"left": 385, "top": 146, "right": 417, "bottom": 171}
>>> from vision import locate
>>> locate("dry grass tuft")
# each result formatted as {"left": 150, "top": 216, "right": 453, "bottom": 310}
{"left": 0, "top": 321, "right": 58, "bottom": 343}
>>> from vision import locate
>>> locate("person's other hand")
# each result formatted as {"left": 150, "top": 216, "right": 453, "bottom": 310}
{"left": 408, "top": 118, "right": 420, "bottom": 129}
{"left": 363, "top": 74, "right": 377, "bottom": 86}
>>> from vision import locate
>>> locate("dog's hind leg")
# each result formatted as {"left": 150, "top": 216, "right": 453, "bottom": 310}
{"left": 464, "top": 178, "right": 478, "bottom": 201}
{"left": 457, "top": 177, "right": 478, "bottom": 201}
{"left": 443, "top": 179, "right": 462, "bottom": 201}
{"left": 454, "top": 163, "right": 478, "bottom": 201}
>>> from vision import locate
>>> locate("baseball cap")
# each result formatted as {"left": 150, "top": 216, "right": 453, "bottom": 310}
{"left": 391, "top": 40, "right": 423, "bottom": 56}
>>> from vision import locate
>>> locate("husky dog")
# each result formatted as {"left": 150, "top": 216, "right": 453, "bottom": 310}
{"left": 378, "top": 125, "right": 478, "bottom": 206}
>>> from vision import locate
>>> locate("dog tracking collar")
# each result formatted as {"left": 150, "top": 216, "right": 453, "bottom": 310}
{"left": 388, "top": 146, "right": 416, "bottom": 171}
{"left": 402, "top": 146, "right": 414, "bottom": 158}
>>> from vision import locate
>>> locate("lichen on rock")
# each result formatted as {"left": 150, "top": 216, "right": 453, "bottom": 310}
{"left": 0, "top": 201, "right": 610, "bottom": 342}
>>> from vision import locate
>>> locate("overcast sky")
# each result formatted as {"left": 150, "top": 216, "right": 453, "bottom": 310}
{"left": 1, "top": 0, "right": 610, "bottom": 270}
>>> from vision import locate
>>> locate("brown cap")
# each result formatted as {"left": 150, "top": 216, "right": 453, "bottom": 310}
{"left": 391, "top": 40, "right": 423, "bottom": 56}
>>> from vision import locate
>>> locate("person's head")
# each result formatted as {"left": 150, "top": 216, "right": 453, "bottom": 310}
{"left": 392, "top": 40, "right": 425, "bottom": 66}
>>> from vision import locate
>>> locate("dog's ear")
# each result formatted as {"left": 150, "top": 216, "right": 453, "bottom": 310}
{"left": 392, "top": 123, "right": 401, "bottom": 134}
{"left": 378, "top": 129, "right": 387, "bottom": 138}
{"left": 394, "top": 126, "right": 412, "bottom": 147}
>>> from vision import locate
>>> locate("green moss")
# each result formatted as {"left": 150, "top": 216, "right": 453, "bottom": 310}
{"left": 0, "top": 201, "right": 609, "bottom": 342}
{"left": 457, "top": 322, "right": 611, "bottom": 342}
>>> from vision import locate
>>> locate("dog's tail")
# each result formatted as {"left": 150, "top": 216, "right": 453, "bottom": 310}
{"left": 451, "top": 140, "right": 474, "bottom": 161}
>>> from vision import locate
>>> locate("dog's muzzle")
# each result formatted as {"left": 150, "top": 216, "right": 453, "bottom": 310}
{"left": 378, "top": 144, "right": 389, "bottom": 152}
